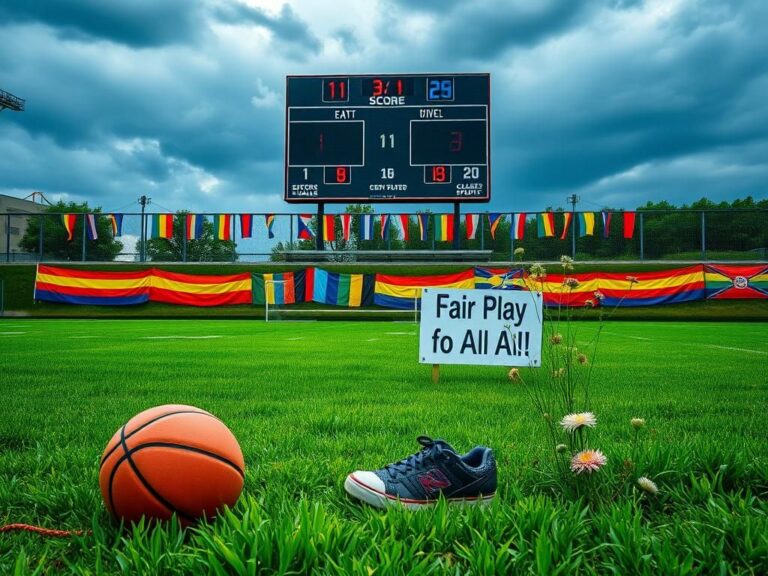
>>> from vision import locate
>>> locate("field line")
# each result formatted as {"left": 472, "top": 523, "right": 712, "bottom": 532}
{"left": 702, "top": 344, "right": 767, "bottom": 355}
{"left": 141, "top": 335, "right": 225, "bottom": 340}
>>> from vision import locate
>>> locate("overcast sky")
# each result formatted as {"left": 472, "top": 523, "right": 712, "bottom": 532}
{"left": 1, "top": 0, "right": 766, "bottom": 215}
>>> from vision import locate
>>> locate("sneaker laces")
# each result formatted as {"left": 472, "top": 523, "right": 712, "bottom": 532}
{"left": 384, "top": 436, "right": 446, "bottom": 478}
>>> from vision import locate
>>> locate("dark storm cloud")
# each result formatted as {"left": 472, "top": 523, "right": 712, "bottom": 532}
{"left": 213, "top": 2, "right": 321, "bottom": 58}
{"left": 0, "top": 0, "right": 203, "bottom": 47}
{"left": 0, "top": 0, "right": 766, "bottom": 214}
{"left": 497, "top": 0, "right": 768, "bottom": 205}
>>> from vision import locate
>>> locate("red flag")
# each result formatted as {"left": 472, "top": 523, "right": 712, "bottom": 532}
{"left": 623, "top": 212, "right": 636, "bottom": 239}
{"left": 397, "top": 215, "right": 409, "bottom": 241}
{"left": 323, "top": 214, "right": 336, "bottom": 242}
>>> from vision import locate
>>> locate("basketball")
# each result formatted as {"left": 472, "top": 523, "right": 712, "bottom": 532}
{"left": 98, "top": 404, "right": 245, "bottom": 525}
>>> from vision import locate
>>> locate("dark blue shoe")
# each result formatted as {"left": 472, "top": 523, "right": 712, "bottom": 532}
{"left": 344, "top": 436, "right": 497, "bottom": 509}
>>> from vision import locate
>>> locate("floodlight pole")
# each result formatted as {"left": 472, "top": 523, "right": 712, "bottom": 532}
{"left": 139, "top": 195, "right": 150, "bottom": 262}
{"left": 568, "top": 194, "right": 579, "bottom": 259}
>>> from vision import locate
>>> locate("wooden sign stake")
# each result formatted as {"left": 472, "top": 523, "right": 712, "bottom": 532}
{"left": 432, "top": 364, "right": 440, "bottom": 384}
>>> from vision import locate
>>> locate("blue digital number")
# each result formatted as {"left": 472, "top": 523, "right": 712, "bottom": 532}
{"left": 427, "top": 79, "right": 453, "bottom": 100}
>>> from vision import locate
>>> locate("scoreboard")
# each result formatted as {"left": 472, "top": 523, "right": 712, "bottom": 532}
{"left": 285, "top": 73, "right": 490, "bottom": 203}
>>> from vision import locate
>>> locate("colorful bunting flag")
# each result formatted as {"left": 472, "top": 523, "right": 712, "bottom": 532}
{"left": 512, "top": 213, "right": 526, "bottom": 240}
{"left": 186, "top": 214, "right": 204, "bottom": 240}
{"left": 359, "top": 214, "right": 374, "bottom": 241}
{"left": 214, "top": 214, "right": 232, "bottom": 241}
{"left": 396, "top": 214, "right": 409, "bottom": 241}
{"left": 560, "top": 213, "right": 573, "bottom": 240}
{"left": 578, "top": 212, "right": 595, "bottom": 237}
{"left": 434, "top": 214, "right": 454, "bottom": 242}
{"left": 488, "top": 213, "right": 504, "bottom": 240}
{"left": 466, "top": 214, "right": 479, "bottom": 240}
{"left": 323, "top": 214, "right": 336, "bottom": 242}
{"left": 537, "top": 213, "right": 555, "bottom": 238}
{"left": 623, "top": 212, "right": 636, "bottom": 239}
{"left": 240, "top": 214, "right": 253, "bottom": 238}
{"left": 298, "top": 214, "right": 314, "bottom": 240}
{"left": 152, "top": 214, "right": 174, "bottom": 239}
{"left": 341, "top": 214, "right": 352, "bottom": 241}
{"left": 85, "top": 214, "right": 98, "bottom": 240}
{"left": 602, "top": 212, "right": 612, "bottom": 239}
{"left": 380, "top": 214, "right": 390, "bottom": 240}
{"left": 417, "top": 214, "right": 429, "bottom": 241}
{"left": 108, "top": 214, "right": 123, "bottom": 237}
{"left": 265, "top": 214, "right": 275, "bottom": 239}
{"left": 62, "top": 214, "right": 77, "bottom": 241}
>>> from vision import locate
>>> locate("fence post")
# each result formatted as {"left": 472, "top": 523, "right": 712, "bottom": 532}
{"left": 639, "top": 212, "right": 644, "bottom": 261}
{"left": 5, "top": 214, "right": 10, "bottom": 263}
{"left": 701, "top": 211, "right": 706, "bottom": 261}
{"left": 81, "top": 213, "right": 87, "bottom": 261}
{"left": 182, "top": 217, "right": 188, "bottom": 263}
{"left": 0, "top": 278, "right": 4, "bottom": 316}
{"left": 480, "top": 214, "right": 485, "bottom": 251}
{"left": 38, "top": 214, "right": 44, "bottom": 262}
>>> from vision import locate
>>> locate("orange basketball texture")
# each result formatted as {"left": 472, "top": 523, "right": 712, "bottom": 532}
{"left": 99, "top": 404, "right": 245, "bottom": 524}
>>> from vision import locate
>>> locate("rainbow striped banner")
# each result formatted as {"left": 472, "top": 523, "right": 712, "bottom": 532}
{"left": 434, "top": 214, "right": 454, "bottom": 242}
{"left": 374, "top": 270, "right": 475, "bottom": 310}
{"left": 152, "top": 214, "right": 174, "bottom": 239}
{"left": 35, "top": 265, "right": 151, "bottom": 305}
{"left": 537, "top": 213, "right": 555, "bottom": 238}
{"left": 560, "top": 213, "right": 573, "bottom": 240}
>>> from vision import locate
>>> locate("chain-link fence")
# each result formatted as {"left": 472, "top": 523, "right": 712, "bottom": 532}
{"left": 1, "top": 210, "right": 766, "bottom": 263}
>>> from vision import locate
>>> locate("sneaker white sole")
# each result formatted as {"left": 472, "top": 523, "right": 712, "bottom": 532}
{"left": 344, "top": 473, "right": 495, "bottom": 510}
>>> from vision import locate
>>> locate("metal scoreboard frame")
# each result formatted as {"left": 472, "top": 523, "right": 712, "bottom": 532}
{"left": 284, "top": 73, "right": 491, "bottom": 204}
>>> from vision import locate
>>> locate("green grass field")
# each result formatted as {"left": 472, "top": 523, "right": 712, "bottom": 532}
{"left": 1, "top": 319, "right": 767, "bottom": 574}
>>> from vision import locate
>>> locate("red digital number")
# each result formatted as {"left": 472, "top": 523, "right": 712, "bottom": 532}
{"left": 432, "top": 166, "right": 447, "bottom": 182}
{"left": 326, "top": 80, "right": 347, "bottom": 101}
{"left": 372, "top": 79, "right": 384, "bottom": 97}
{"left": 336, "top": 167, "right": 347, "bottom": 183}
{"left": 396, "top": 79, "right": 403, "bottom": 96}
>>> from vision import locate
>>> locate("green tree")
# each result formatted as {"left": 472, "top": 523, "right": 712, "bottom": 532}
{"left": 19, "top": 201, "right": 123, "bottom": 261}
{"left": 138, "top": 212, "right": 237, "bottom": 262}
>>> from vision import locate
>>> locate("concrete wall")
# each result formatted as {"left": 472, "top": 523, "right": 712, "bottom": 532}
{"left": 0, "top": 194, "right": 45, "bottom": 259}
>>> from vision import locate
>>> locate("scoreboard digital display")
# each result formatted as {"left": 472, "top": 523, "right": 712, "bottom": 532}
{"left": 285, "top": 73, "right": 490, "bottom": 203}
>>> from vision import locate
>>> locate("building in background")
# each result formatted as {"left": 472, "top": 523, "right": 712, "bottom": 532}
{"left": 1, "top": 193, "right": 46, "bottom": 261}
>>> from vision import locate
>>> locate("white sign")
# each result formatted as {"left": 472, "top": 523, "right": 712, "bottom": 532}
{"left": 419, "top": 288, "right": 543, "bottom": 367}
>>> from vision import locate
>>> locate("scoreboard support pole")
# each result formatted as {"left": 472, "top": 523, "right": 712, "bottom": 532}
{"left": 316, "top": 203, "right": 325, "bottom": 251}
{"left": 453, "top": 203, "right": 461, "bottom": 250}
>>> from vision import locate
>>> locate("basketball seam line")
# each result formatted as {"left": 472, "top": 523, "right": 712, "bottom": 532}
{"left": 124, "top": 442, "right": 245, "bottom": 478}
{"left": 113, "top": 424, "right": 197, "bottom": 523}
{"left": 99, "top": 409, "right": 219, "bottom": 468}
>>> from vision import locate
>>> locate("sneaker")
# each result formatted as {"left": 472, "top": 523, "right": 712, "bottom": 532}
{"left": 344, "top": 436, "right": 497, "bottom": 509}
